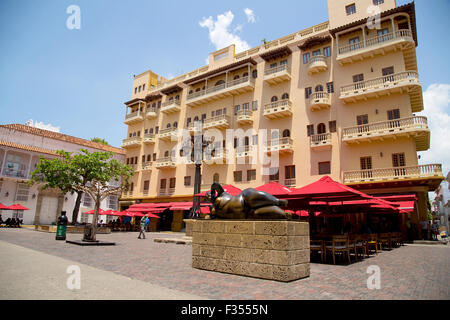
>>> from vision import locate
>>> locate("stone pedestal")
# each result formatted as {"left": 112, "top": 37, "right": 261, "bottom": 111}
{"left": 184, "top": 219, "right": 194, "bottom": 236}
{"left": 192, "top": 220, "right": 310, "bottom": 282}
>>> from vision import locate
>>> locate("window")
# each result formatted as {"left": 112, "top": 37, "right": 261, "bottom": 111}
{"left": 187, "top": 117, "right": 191, "bottom": 125}
{"left": 138, "top": 86, "right": 141, "bottom": 92}
{"left": 318, "top": 162, "right": 331, "bottom": 175}
{"left": 252, "top": 134, "right": 258, "bottom": 145}
{"left": 387, "top": 109, "right": 400, "bottom": 120}
{"left": 82, "top": 193, "right": 93, "bottom": 207}
{"left": 243, "top": 103, "right": 249, "bottom": 111}
{"left": 326, "top": 81, "right": 334, "bottom": 93}
{"left": 377, "top": 28, "right": 389, "bottom": 41}
{"left": 346, "top": 3, "right": 356, "bottom": 15}
{"left": 269, "top": 171, "right": 279, "bottom": 182}
{"left": 15, "top": 183, "right": 29, "bottom": 202}
{"left": 315, "top": 85, "right": 323, "bottom": 92}
{"left": 234, "top": 105, "right": 240, "bottom": 115}
{"left": 271, "top": 96, "right": 278, "bottom": 102}
{"left": 382, "top": 66, "right": 395, "bottom": 82}
{"left": 169, "top": 178, "right": 176, "bottom": 189}
{"left": 323, "top": 46, "right": 331, "bottom": 57}
{"left": 392, "top": 153, "right": 405, "bottom": 167}
{"left": 234, "top": 171, "right": 242, "bottom": 182}
{"left": 353, "top": 73, "right": 364, "bottom": 83}
{"left": 155, "top": 126, "right": 159, "bottom": 134}
{"left": 211, "top": 110, "right": 215, "bottom": 118}
{"left": 233, "top": 75, "right": 240, "bottom": 80}
{"left": 280, "top": 59, "right": 287, "bottom": 66}
{"left": 160, "top": 179, "right": 167, "bottom": 189}
{"left": 215, "top": 80, "right": 225, "bottom": 86}
{"left": 317, "top": 123, "right": 326, "bottom": 134}
{"left": 184, "top": 176, "right": 191, "bottom": 186}
{"left": 134, "top": 156, "right": 138, "bottom": 164}
{"left": 307, "top": 124, "right": 314, "bottom": 136}
{"left": 234, "top": 137, "right": 239, "bottom": 148}
{"left": 142, "top": 84, "right": 146, "bottom": 91}
{"left": 329, "top": 121, "right": 337, "bottom": 133}
{"left": 243, "top": 72, "right": 248, "bottom": 78}
{"left": 130, "top": 183, "right": 134, "bottom": 192}
{"left": 282, "top": 129, "right": 290, "bottom": 137}
{"left": 247, "top": 169, "right": 256, "bottom": 181}
{"left": 143, "top": 181, "right": 149, "bottom": 191}
{"left": 270, "top": 62, "right": 277, "bottom": 69}
{"left": 223, "top": 108, "right": 226, "bottom": 115}
{"left": 201, "top": 114, "right": 206, "bottom": 122}
{"left": 164, "top": 150, "right": 169, "bottom": 157}
{"left": 373, "top": 0, "right": 384, "bottom": 5}
{"left": 137, "top": 131, "right": 140, "bottom": 136}
{"left": 152, "top": 153, "right": 156, "bottom": 161}
{"left": 349, "top": 37, "right": 360, "bottom": 50}
{"left": 252, "top": 100, "right": 258, "bottom": 111}
{"left": 213, "top": 173, "right": 220, "bottom": 183}
{"left": 285, "top": 165, "right": 295, "bottom": 179}
{"left": 252, "top": 70, "right": 258, "bottom": 78}
{"left": 126, "top": 158, "right": 130, "bottom": 165}
{"left": 147, "top": 154, "right": 151, "bottom": 162}
{"left": 281, "top": 93, "right": 289, "bottom": 100}
{"left": 357, "top": 114, "right": 369, "bottom": 125}
{"left": 142, "top": 155, "right": 145, "bottom": 163}
{"left": 312, "top": 49, "right": 321, "bottom": 56}
{"left": 303, "top": 53, "right": 310, "bottom": 64}
{"left": 305, "top": 87, "right": 312, "bottom": 99}
{"left": 360, "top": 157, "right": 372, "bottom": 170}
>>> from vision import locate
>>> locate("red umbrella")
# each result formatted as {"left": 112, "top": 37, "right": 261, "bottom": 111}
{"left": 195, "top": 184, "right": 242, "bottom": 197}
{"left": 255, "top": 182, "right": 293, "bottom": 196}
{"left": 84, "top": 208, "right": 108, "bottom": 215}
{"left": 0, "top": 203, "right": 10, "bottom": 210}
{"left": 7, "top": 204, "right": 30, "bottom": 210}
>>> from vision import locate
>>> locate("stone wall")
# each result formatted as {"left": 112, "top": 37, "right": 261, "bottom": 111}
{"left": 192, "top": 220, "right": 310, "bottom": 282}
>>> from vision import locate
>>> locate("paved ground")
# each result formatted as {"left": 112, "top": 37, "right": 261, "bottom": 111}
{"left": 0, "top": 228, "right": 449, "bottom": 300}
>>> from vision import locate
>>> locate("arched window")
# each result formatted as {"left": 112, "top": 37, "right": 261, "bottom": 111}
{"left": 213, "top": 173, "right": 220, "bottom": 183}
{"left": 283, "top": 129, "right": 290, "bottom": 137}
{"left": 166, "top": 123, "right": 171, "bottom": 128}
{"left": 175, "top": 95, "right": 180, "bottom": 100}
{"left": 317, "top": 123, "right": 326, "bottom": 134}
{"left": 195, "top": 88, "right": 201, "bottom": 92}
{"left": 189, "top": 90, "right": 193, "bottom": 95}
{"left": 315, "top": 85, "right": 324, "bottom": 92}
{"left": 149, "top": 128, "right": 154, "bottom": 134}
{"left": 180, "top": 149, "right": 184, "bottom": 156}
{"left": 215, "top": 80, "right": 225, "bottom": 86}
{"left": 252, "top": 70, "right": 258, "bottom": 78}
{"left": 164, "top": 150, "right": 169, "bottom": 157}
{"left": 152, "top": 102, "right": 156, "bottom": 108}
{"left": 194, "top": 116, "right": 199, "bottom": 122}
{"left": 282, "top": 93, "right": 289, "bottom": 100}
{"left": 244, "top": 136, "right": 249, "bottom": 146}
{"left": 243, "top": 72, "right": 248, "bottom": 78}
{"left": 271, "top": 96, "right": 278, "bottom": 102}
{"left": 173, "top": 121, "right": 178, "bottom": 128}
{"left": 233, "top": 75, "right": 240, "bottom": 80}
{"left": 130, "top": 183, "right": 134, "bottom": 192}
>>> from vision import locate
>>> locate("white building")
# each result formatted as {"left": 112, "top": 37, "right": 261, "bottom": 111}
{"left": 0, "top": 123, "right": 125, "bottom": 225}
{"left": 433, "top": 172, "right": 450, "bottom": 232}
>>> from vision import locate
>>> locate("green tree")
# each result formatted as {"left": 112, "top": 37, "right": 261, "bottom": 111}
{"left": 30, "top": 149, "right": 133, "bottom": 238}
{"left": 91, "top": 137, "right": 109, "bottom": 145}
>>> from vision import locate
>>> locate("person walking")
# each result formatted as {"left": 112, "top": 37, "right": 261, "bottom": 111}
{"left": 138, "top": 215, "right": 147, "bottom": 239}
{"left": 420, "top": 220, "right": 428, "bottom": 240}
{"left": 145, "top": 215, "right": 150, "bottom": 232}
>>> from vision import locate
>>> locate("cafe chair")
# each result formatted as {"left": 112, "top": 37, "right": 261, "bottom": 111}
{"left": 378, "top": 233, "right": 392, "bottom": 250}
{"left": 365, "top": 234, "right": 380, "bottom": 255}
{"left": 310, "top": 239, "right": 325, "bottom": 262}
{"left": 325, "top": 236, "right": 351, "bottom": 265}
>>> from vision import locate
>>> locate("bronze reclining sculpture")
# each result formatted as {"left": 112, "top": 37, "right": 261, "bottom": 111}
{"left": 205, "top": 183, "right": 288, "bottom": 219}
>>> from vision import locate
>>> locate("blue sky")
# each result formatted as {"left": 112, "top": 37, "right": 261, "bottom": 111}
{"left": 0, "top": 0, "right": 449, "bottom": 177}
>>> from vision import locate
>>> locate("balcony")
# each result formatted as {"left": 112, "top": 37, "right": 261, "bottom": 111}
{"left": 187, "top": 122, "right": 202, "bottom": 135}
{"left": 161, "top": 99, "right": 181, "bottom": 114}
{"left": 141, "top": 161, "right": 152, "bottom": 171}
{"left": 158, "top": 127, "right": 178, "bottom": 141}
{"left": 310, "top": 133, "right": 332, "bottom": 151}
{"left": 263, "top": 64, "right": 291, "bottom": 85}
{"left": 1, "top": 167, "right": 30, "bottom": 180}
{"left": 155, "top": 157, "right": 176, "bottom": 169}
{"left": 339, "top": 71, "right": 422, "bottom": 112}
{"left": 186, "top": 77, "right": 255, "bottom": 107}
{"left": 236, "top": 110, "right": 253, "bottom": 125}
{"left": 308, "top": 55, "right": 328, "bottom": 75}
{"left": 284, "top": 178, "right": 296, "bottom": 188}
{"left": 309, "top": 92, "right": 331, "bottom": 111}
{"left": 121, "top": 137, "right": 142, "bottom": 148}
{"left": 146, "top": 107, "right": 157, "bottom": 119}
{"left": 143, "top": 133, "right": 155, "bottom": 144}
{"left": 264, "top": 137, "right": 294, "bottom": 154}
{"left": 343, "top": 164, "right": 443, "bottom": 184}
{"left": 203, "top": 149, "right": 228, "bottom": 164}
{"left": 337, "top": 29, "right": 415, "bottom": 65}
{"left": 203, "top": 114, "right": 230, "bottom": 130}
{"left": 236, "top": 145, "right": 254, "bottom": 159}
{"left": 124, "top": 111, "right": 144, "bottom": 125}
{"left": 342, "top": 116, "right": 430, "bottom": 151}
{"left": 263, "top": 99, "right": 293, "bottom": 119}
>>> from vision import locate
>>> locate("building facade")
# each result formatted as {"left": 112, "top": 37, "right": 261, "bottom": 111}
{"left": 119, "top": 0, "right": 443, "bottom": 230}
{"left": 0, "top": 124, "right": 125, "bottom": 225}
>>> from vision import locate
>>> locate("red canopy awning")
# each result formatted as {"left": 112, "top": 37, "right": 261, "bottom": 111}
{"left": 84, "top": 209, "right": 108, "bottom": 215}
{"left": 195, "top": 184, "right": 242, "bottom": 197}
{"left": 128, "top": 202, "right": 209, "bottom": 212}
{"left": 255, "top": 182, "right": 293, "bottom": 196}
{"left": 0, "top": 203, "right": 10, "bottom": 210}
{"left": 7, "top": 204, "right": 30, "bottom": 210}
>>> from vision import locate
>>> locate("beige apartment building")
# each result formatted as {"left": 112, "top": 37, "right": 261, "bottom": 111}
{"left": 119, "top": 0, "right": 444, "bottom": 227}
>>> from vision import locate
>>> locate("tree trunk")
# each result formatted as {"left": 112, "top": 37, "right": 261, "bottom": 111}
{"left": 82, "top": 197, "right": 100, "bottom": 242}
{"left": 71, "top": 191, "right": 83, "bottom": 225}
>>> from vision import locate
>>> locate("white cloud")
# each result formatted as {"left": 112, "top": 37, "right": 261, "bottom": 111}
{"left": 199, "top": 11, "right": 251, "bottom": 53}
{"left": 244, "top": 8, "right": 256, "bottom": 23}
{"left": 25, "top": 119, "right": 60, "bottom": 132}
{"left": 417, "top": 83, "right": 450, "bottom": 179}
